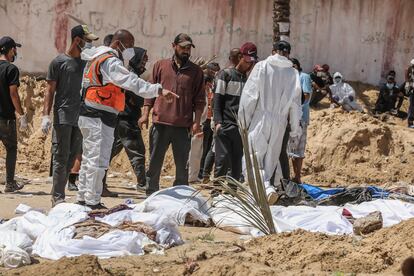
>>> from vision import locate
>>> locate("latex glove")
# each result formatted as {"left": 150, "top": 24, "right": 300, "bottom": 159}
{"left": 19, "top": 114, "right": 28, "bottom": 131}
{"left": 41, "top": 116, "right": 51, "bottom": 135}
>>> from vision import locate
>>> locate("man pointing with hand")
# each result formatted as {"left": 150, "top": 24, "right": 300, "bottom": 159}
{"left": 76, "top": 29, "right": 177, "bottom": 209}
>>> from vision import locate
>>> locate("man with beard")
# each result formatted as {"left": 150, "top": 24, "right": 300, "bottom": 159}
{"left": 141, "top": 33, "right": 205, "bottom": 195}
{"left": 102, "top": 47, "right": 150, "bottom": 193}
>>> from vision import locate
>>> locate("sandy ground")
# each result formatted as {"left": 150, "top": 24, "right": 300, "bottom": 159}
{"left": 0, "top": 78, "right": 413, "bottom": 275}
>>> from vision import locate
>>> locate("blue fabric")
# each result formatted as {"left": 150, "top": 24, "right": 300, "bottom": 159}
{"left": 300, "top": 184, "right": 344, "bottom": 201}
{"left": 299, "top": 72, "right": 312, "bottom": 124}
{"left": 300, "top": 183, "right": 389, "bottom": 201}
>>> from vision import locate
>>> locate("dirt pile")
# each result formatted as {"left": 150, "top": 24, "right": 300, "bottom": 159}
{"left": 302, "top": 88, "right": 414, "bottom": 186}
{"left": 5, "top": 255, "right": 110, "bottom": 276}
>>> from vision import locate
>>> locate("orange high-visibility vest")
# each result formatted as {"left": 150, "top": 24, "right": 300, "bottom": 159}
{"left": 82, "top": 53, "right": 125, "bottom": 113}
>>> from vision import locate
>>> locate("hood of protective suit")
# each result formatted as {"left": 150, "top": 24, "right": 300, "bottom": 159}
{"left": 266, "top": 54, "right": 293, "bottom": 68}
{"left": 81, "top": 46, "right": 118, "bottom": 61}
{"left": 411, "top": 59, "right": 414, "bottom": 65}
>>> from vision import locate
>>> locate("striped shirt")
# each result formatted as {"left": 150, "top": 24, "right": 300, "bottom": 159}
{"left": 213, "top": 68, "right": 247, "bottom": 125}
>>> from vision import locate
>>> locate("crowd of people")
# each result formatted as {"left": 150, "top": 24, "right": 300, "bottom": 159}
{"left": 1, "top": 24, "right": 414, "bottom": 208}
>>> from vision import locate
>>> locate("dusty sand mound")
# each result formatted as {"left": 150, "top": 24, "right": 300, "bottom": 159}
{"left": 303, "top": 91, "right": 414, "bottom": 186}
{"left": 5, "top": 255, "right": 110, "bottom": 276}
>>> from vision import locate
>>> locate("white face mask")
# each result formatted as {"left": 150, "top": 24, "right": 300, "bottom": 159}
{"left": 83, "top": 42, "right": 93, "bottom": 50}
{"left": 334, "top": 77, "right": 342, "bottom": 84}
{"left": 122, "top": 47, "right": 135, "bottom": 68}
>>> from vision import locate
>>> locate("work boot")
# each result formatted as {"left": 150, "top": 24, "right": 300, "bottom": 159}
{"left": 86, "top": 202, "right": 108, "bottom": 210}
{"left": 101, "top": 182, "right": 118, "bottom": 197}
{"left": 4, "top": 180, "right": 24, "bottom": 193}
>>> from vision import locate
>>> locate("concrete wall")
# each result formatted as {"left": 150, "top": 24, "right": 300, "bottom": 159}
{"left": 0, "top": 0, "right": 274, "bottom": 76}
{"left": 290, "top": 0, "right": 414, "bottom": 85}
{"left": 1, "top": 0, "right": 412, "bottom": 85}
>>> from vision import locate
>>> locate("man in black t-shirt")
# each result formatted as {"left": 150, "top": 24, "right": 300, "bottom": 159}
{"left": 42, "top": 25, "right": 98, "bottom": 206}
{"left": 0, "top": 36, "right": 27, "bottom": 192}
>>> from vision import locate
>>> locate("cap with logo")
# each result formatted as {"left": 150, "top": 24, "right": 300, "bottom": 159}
{"left": 0, "top": 36, "right": 21, "bottom": 52}
{"left": 240, "top": 42, "right": 258, "bottom": 62}
{"left": 173, "top": 33, "right": 195, "bottom": 48}
{"left": 71, "top": 25, "right": 99, "bottom": 41}
{"left": 273, "top": 40, "right": 291, "bottom": 54}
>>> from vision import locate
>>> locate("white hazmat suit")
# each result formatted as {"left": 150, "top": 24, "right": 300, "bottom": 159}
{"left": 78, "top": 46, "right": 161, "bottom": 205}
{"left": 238, "top": 54, "right": 302, "bottom": 197}
{"left": 329, "top": 72, "right": 363, "bottom": 112}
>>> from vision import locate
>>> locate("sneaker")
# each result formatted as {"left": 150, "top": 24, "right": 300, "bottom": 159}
{"left": 4, "top": 180, "right": 24, "bottom": 193}
{"left": 67, "top": 182, "right": 78, "bottom": 191}
{"left": 86, "top": 203, "right": 108, "bottom": 210}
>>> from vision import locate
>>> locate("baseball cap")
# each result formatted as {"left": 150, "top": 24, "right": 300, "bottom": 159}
{"left": 273, "top": 40, "right": 291, "bottom": 53}
{"left": 173, "top": 33, "right": 195, "bottom": 48}
{"left": 0, "top": 36, "right": 21, "bottom": 51}
{"left": 71, "top": 25, "right": 99, "bottom": 41}
{"left": 240, "top": 42, "right": 258, "bottom": 62}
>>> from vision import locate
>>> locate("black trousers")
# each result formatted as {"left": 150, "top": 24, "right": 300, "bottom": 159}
{"left": 214, "top": 123, "right": 243, "bottom": 180}
{"left": 51, "top": 124, "right": 83, "bottom": 200}
{"left": 409, "top": 94, "right": 414, "bottom": 126}
{"left": 0, "top": 119, "right": 17, "bottom": 183}
{"left": 146, "top": 123, "right": 191, "bottom": 194}
{"left": 105, "top": 119, "right": 146, "bottom": 185}
{"left": 270, "top": 124, "right": 290, "bottom": 187}
{"left": 198, "top": 119, "right": 214, "bottom": 178}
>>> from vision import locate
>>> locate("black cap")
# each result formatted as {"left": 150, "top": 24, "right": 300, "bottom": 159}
{"left": 273, "top": 40, "right": 291, "bottom": 53}
{"left": 71, "top": 25, "right": 99, "bottom": 41}
{"left": 173, "top": 33, "right": 195, "bottom": 48}
{"left": 0, "top": 36, "right": 21, "bottom": 52}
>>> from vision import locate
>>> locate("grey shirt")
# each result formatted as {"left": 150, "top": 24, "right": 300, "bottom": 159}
{"left": 47, "top": 54, "right": 86, "bottom": 126}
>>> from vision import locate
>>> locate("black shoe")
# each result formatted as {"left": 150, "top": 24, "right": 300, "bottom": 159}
{"left": 67, "top": 182, "right": 78, "bottom": 191}
{"left": 4, "top": 180, "right": 24, "bottom": 193}
{"left": 136, "top": 183, "right": 146, "bottom": 191}
{"left": 86, "top": 203, "right": 108, "bottom": 210}
{"left": 101, "top": 187, "right": 118, "bottom": 197}
{"left": 51, "top": 198, "right": 65, "bottom": 207}
{"left": 76, "top": 201, "right": 86, "bottom": 206}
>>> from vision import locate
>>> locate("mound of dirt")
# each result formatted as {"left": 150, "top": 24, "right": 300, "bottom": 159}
{"left": 5, "top": 255, "right": 110, "bottom": 276}
{"left": 302, "top": 90, "right": 414, "bottom": 186}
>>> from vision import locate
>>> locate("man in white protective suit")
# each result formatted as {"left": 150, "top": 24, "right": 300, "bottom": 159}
{"left": 238, "top": 40, "right": 302, "bottom": 205}
{"left": 329, "top": 72, "right": 363, "bottom": 112}
{"left": 77, "top": 29, "right": 177, "bottom": 209}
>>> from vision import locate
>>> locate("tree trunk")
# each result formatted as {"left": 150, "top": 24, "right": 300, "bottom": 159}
{"left": 273, "top": 0, "right": 290, "bottom": 43}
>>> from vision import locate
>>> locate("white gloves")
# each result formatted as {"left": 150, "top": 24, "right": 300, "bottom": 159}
{"left": 41, "top": 116, "right": 51, "bottom": 135}
{"left": 19, "top": 114, "right": 28, "bottom": 131}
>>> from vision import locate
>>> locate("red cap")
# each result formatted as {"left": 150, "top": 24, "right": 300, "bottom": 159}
{"left": 313, "top": 64, "right": 323, "bottom": 72}
{"left": 240, "top": 42, "right": 258, "bottom": 63}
